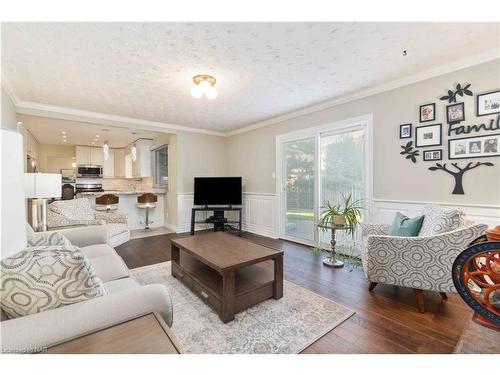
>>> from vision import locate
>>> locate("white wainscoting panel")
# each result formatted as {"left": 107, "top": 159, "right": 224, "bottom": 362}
{"left": 370, "top": 199, "right": 499, "bottom": 228}
{"left": 176, "top": 192, "right": 278, "bottom": 237}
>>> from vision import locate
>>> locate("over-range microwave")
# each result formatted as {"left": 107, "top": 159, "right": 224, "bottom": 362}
{"left": 77, "top": 165, "right": 103, "bottom": 178}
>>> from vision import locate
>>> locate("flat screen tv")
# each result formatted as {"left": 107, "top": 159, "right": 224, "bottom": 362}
{"left": 193, "top": 177, "right": 242, "bottom": 206}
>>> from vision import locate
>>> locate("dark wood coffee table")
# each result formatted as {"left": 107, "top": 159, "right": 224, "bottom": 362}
{"left": 170, "top": 232, "right": 284, "bottom": 323}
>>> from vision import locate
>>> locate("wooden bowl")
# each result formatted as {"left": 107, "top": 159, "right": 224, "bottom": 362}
{"left": 485, "top": 225, "right": 500, "bottom": 242}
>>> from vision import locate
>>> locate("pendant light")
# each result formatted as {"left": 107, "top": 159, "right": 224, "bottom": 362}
{"left": 103, "top": 141, "right": 110, "bottom": 160}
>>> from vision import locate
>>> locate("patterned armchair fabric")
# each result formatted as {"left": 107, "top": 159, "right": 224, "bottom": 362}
{"left": 46, "top": 198, "right": 130, "bottom": 247}
{"left": 361, "top": 221, "right": 488, "bottom": 293}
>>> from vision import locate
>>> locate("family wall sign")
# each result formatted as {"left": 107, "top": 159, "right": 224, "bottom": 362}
{"left": 399, "top": 83, "right": 500, "bottom": 194}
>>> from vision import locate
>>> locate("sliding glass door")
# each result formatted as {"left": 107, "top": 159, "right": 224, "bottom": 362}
{"left": 277, "top": 117, "right": 371, "bottom": 249}
{"left": 282, "top": 137, "right": 316, "bottom": 242}
{"left": 319, "top": 129, "right": 365, "bottom": 255}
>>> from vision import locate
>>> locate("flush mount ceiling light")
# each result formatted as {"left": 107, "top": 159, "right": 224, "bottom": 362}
{"left": 103, "top": 141, "right": 110, "bottom": 160}
{"left": 191, "top": 74, "right": 218, "bottom": 100}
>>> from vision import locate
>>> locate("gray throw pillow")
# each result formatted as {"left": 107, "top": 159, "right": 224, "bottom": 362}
{"left": 0, "top": 245, "right": 106, "bottom": 319}
{"left": 418, "top": 205, "right": 465, "bottom": 236}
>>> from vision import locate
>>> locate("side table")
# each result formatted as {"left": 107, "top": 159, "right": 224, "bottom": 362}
{"left": 318, "top": 224, "right": 350, "bottom": 267}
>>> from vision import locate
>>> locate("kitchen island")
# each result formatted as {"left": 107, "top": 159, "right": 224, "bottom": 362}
{"left": 77, "top": 190, "right": 165, "bottom": 230}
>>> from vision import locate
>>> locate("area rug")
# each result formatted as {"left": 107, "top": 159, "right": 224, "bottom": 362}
{"left": 130, "top": 261, "right": 354, "bottom": 354}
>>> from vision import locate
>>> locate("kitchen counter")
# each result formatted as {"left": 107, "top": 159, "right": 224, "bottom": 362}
{"left": 77, "top": 191, "right": 165, "bottom": 230}
{"left": 77, "top": 190, "right": 166, "bottom": 196}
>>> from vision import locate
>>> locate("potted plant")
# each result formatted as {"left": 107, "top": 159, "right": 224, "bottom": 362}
{"left": 312, "top": 193, "right": 364, "bottom": 268}
{"left": 317, "top": 193, "right": 363, "bottom": 237}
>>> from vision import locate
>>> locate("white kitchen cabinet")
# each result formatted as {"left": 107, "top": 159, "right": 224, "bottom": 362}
{"left": 90, "top": 147, "right": 104, "bottom": 165}
{"left": 76, "top": 146, "right": 91, "bottom": 165}
{"left": 103, "top": 148, "right": 115, "bottom": 177}
{"left": 124, "top": 139, "right": 152, "bottom": 178}
{"left": 114, "top": 148, "right": 125, "bottom": 177}
{"left": 25, "top": 131, "right": 39, "bottom": 160}
{"left": 76, "top": 146, "right": 104, "bottom": 166}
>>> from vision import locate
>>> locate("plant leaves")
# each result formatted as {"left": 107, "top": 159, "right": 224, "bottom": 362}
{"left": 457, "top": 90, "right": 463, "bottom": 96}
{"left": 405, "top": 155, "right": 412, "bottom": 159}
{"left": 483, "top": 162, "right": 494, "bottom": 166}
{"left": 436, "top": 163, "right": 442, "bottom": 168}
{"left": 406, "top": 141, "right": 412, "bottom": 148}
{"left": 456, "top": 83, "right": 461, "bottom": 90}
{"left": 440, "top": 95, "right": 449, "bottom": 101}
{"left": 411, "top": 157, "right": 416, "bottom": 163}
{"left": 464, "top": 89, "right": 473, "bottom": 96}
{"left": 448, "top": 90, "right": 453, "bottom": 96}
{"left": 449, "top": 96, "right": 454, "bottom": 103}
{"left": 428, "top": 167, "right": 438, "bottom": 171}
{"left": 463, "top": 83, "right": 471, "bottom": 90}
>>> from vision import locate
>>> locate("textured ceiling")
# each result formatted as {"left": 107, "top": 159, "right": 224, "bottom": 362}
{"left": 2, "top": 22, "right": 499, "bottom": 132}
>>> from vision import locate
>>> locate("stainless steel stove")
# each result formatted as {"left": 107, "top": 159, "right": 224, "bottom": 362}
{"left": 75, "top": 183, "right": 104, "bottom": 194}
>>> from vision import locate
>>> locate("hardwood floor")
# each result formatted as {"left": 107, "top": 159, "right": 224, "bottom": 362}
{"left": 115, "top": 231, "right": 470, "bottom": 354}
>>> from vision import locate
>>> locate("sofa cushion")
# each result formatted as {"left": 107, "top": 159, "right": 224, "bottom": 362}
{"left": 0, "top": 245, "right": 106, "bottom": 319}
{"left": 80, "top": 243, "right": 116, "bottom": 259}
{"left": 27, "top": 231, "right": 72, "bottom": 248}
{"left": 49, "top": 198, "right": 95, "bottom": 221}
{"left": 104, "top": 278, "right": 140, "bottom": 294}
{"left": 418, "top": 205, "right": 466, "bottom": 237}
{"left": 90, "top": 254, "right": 129, "bottom": 282}
{"left": 388, "top": 212, "right": 425, "bottom": 237}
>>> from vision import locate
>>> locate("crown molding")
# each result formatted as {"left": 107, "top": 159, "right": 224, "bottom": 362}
{"left": 4, "top": 49, "right": 498, "bottom": 138}
{"left": 226, "top": 49, "right": 500, "bottom": 137}
{"left": 14, "top": 100, "right": 226, "bottom": 137}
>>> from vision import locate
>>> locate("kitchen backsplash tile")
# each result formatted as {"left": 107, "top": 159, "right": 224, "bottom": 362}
{"left": 102, "top": 177, "right": 153, "bottom": 192}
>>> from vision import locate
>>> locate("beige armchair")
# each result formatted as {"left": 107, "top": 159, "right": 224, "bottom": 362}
{"left": 47, "top": 198, "right": 130, "bottom": 247}
{"left": 360, "top": 205, "right": 487, "bottom": 312}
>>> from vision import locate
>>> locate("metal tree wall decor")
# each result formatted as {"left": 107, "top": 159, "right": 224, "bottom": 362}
{"left": 428, "top": 161, "right": 494, "bottom": 194}
{"left": 400, "top": 141, "right": 420, "bottom": 163}
{"left": 440, "top": 83, "right": 473, "bottom": 103}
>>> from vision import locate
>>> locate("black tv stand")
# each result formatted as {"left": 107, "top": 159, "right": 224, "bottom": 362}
{"left": 190, "top": 206, "right": 242, "bottom": 236}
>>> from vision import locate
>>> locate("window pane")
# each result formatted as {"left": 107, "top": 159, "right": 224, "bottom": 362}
{"left": 283, "top": 137, "right": 315, "bottom": 242}
{"left": 320, "top": 129, "right": 365, "bottom": 256}
{"left": 154, "top": 146, "right": 168, "bottom": 186}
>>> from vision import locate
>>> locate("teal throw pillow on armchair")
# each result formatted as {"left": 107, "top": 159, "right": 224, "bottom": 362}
{"left": 388, "top": 212, "right": 425, "bottom": 237}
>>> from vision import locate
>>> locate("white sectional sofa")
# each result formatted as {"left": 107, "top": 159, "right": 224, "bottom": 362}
{"left": 0, "top": 225, "right": 173, "bottom": 353}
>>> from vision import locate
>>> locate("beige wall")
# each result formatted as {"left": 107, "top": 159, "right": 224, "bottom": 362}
{"left": 37, "top": 144, "right": 76, "bottom": 173}
{"left": 176, "top": 132, "right": 229, "bottom": 193}
{"left": 1, "top": 86, "right": 17, "bottom": 131}
{"left": 226, "top": 59, "right": 500, "bottom": 206}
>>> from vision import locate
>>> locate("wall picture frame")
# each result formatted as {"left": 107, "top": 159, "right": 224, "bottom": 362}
{"left": 476, "top": 89, "right": 500, "bottom": 117}
{"left": 419, "top": 103, "right": 436, "bottom": 122}
{"left": 448, "top": 133, "right": 500, "bottom": 159}
{"left": 423, "top": 149, "right": 442, "bottom": 161}
{"left": 415, "top": 123, "right": 442, "bottom": 147}
{"left": 446, "top": 102, "right": 465, "bottom": 124}
{"left": 399, "top": 123, "right": 412, "bottom": 139}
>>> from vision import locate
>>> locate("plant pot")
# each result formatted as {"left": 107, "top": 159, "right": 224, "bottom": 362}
{"left": 332, "top": 214, "right": 346, "bottom": 227}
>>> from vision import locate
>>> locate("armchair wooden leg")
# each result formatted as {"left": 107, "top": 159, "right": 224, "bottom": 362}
{"left": 368, "top": 282, "right": 378, "bottom": 291}
{"left": 415, "top": 289, "right": 425, "bottom": 313}
{"left": 439, "top": 292, "right": 448, "bottom": 300}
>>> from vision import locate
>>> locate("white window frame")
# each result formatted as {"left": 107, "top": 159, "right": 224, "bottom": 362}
{"left": 275, "top": 114, "right": 373, "bottom": 246}
{"left": 151, "top": 143, "right": 169, "bottom": 189}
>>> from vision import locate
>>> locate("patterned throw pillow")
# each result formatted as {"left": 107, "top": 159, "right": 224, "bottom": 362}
{"left": 48, "top": 198, "right": 95, "bottom": 221}
{"left": 0, "top": 246, "right": 106, "bottom": 319}
{"left": 27, "top": 231, "right": 72, "bottom": 248}
{"left": 418, "top": 205, "right": 466, "bottom": 237}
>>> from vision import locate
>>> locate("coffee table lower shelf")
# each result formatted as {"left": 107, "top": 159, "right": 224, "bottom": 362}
{"left": 171, "top": 252, "right": 280, "bottom": 323}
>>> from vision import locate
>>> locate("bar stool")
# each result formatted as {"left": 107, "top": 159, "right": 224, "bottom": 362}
{"left": 137, "top": 193, "right": 157, "bottom": 230}
{"left": 95, "top": 194, "right": 119, "bottom": 212}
